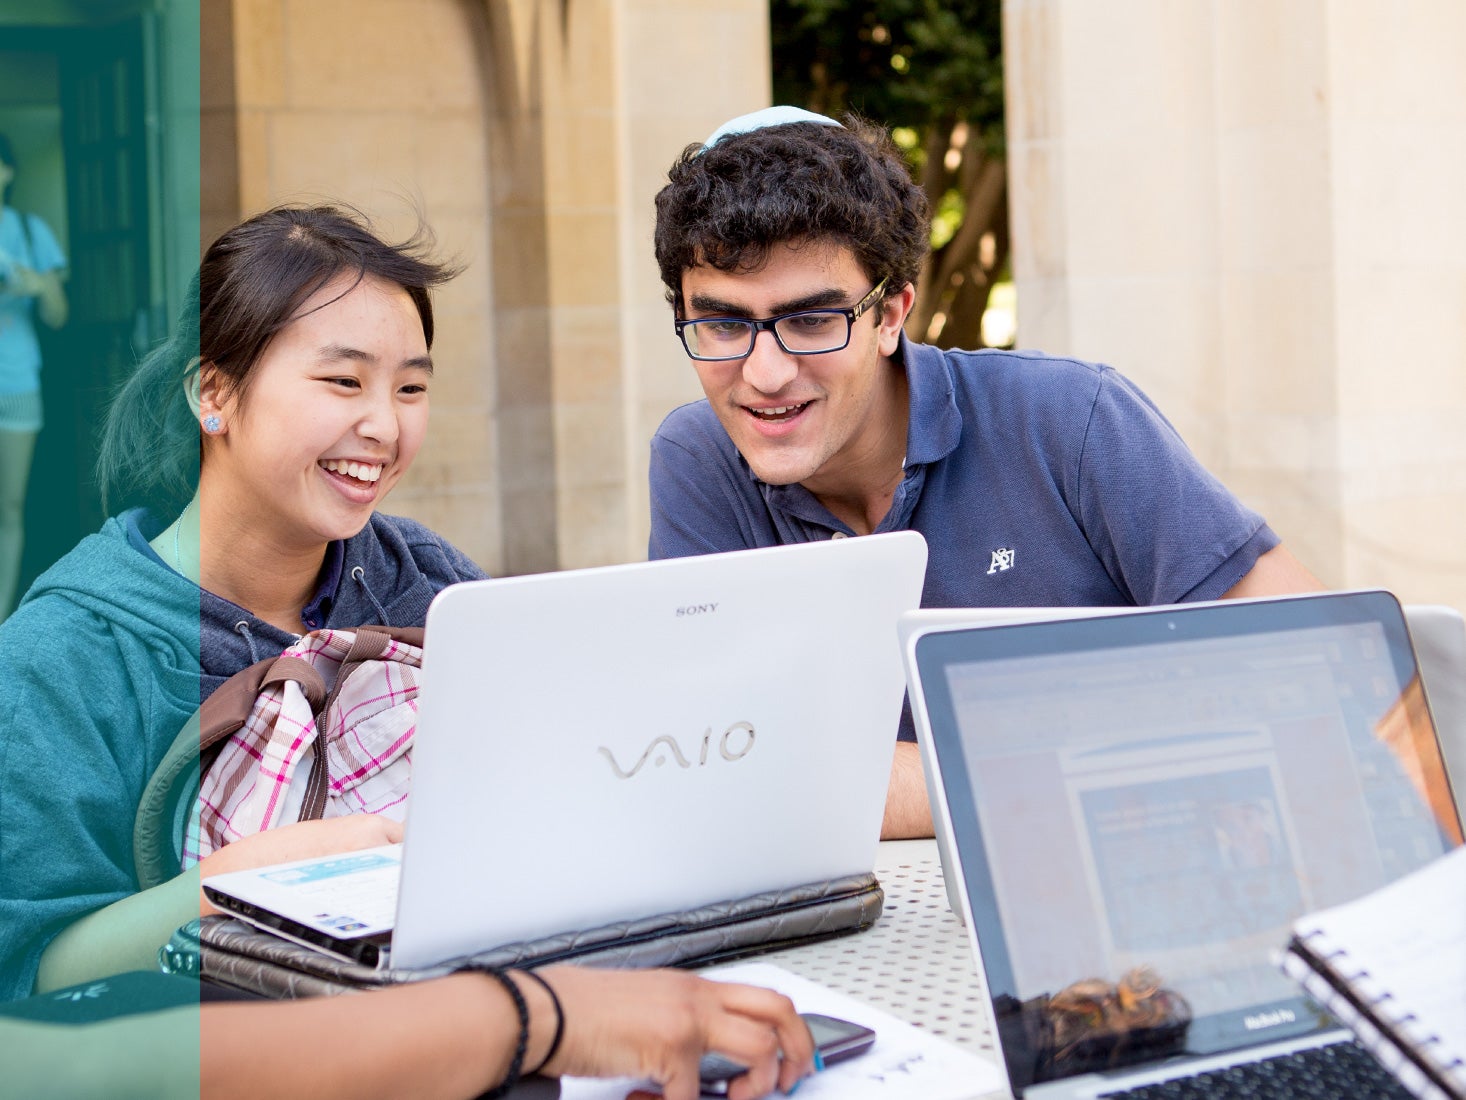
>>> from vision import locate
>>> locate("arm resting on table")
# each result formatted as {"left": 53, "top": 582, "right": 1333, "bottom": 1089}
{"left": 882, "top": 741, "right": 934, "bottom": 840}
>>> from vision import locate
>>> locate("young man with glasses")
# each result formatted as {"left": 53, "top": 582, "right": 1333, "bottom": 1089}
{"left": 648, "top": 108, "right": 1321, "bottom": 838}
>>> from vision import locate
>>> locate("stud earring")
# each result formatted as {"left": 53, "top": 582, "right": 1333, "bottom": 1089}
{"left": 202, "top": 415, "right": 222, "bottom": 434}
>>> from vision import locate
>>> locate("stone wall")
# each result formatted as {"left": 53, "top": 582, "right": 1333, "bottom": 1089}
{"left": 1005, "top": 0, "right": 1466, "bottom": 610}
{"left": 203, "top": 0, "right": 770, "bottom": 574}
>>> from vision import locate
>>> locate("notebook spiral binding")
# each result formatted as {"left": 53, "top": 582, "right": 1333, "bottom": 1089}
{"left": 1282, "top": 931, "right": 1465, "bottom": 1100}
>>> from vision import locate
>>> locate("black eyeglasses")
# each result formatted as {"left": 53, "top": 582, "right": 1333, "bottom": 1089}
{"left": 675, "top": 278, "right": 889, "bottom": 362}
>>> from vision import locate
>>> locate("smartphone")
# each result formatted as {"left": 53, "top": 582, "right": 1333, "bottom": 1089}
{"left": 698, "top": 1012, "right": 877, "bottom": 1095}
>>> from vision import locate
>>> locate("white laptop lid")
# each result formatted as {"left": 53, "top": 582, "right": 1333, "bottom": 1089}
{"left": 390, "top": 531, "right": 928, "bottom": 970}
{"left": 905, "top": 591, "right": 1461, "bottom": 1097}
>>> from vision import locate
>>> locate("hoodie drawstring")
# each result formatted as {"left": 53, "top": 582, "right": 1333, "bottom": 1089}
{"left": 350, "top": 565, "right": 390, "bottom": 624}
{"left": 234, "top": 619, "right": 263, "bottom": 663}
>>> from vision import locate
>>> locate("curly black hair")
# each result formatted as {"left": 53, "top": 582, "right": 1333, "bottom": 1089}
{"left": 654, "top": 115, "right": 931, "bottom": 314}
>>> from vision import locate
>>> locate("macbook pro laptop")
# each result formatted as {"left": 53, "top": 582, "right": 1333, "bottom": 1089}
{"left": 902, "top": 605, "right": 1152, "bottom": 923}
{"left": 206, "top": 531, "right": 927, "bottom": 971}
{"left": 903, "top": 590, "right": 1461, "bottom": 1098}
{"left": 904, "top": 601, "right": 1466, "bottom": 923}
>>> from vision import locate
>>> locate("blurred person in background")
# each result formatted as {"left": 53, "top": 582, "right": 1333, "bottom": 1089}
{"left": 0, "top": 132, "right": 67, "bottom": 620}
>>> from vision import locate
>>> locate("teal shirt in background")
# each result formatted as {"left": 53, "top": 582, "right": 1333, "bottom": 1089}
{"left": 0, "top": 206, "right": 67, "bottom": 395}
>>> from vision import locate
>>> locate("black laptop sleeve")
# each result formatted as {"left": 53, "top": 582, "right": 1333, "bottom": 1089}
{"left": 199, "top": 871, "right": 884, "bottom": 997}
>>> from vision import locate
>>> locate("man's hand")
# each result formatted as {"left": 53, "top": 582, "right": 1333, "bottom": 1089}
{"left": 881, "top": 741, "right": 934, "bottom": 839}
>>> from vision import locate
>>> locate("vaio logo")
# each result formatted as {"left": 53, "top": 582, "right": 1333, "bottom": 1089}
{"left": 598, "top": 722, "right": 756, "bottom": 779}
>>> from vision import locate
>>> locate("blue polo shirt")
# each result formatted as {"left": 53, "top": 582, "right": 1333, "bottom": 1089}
{"left": 649, "top": 337, "right": 1278, "bottom": 738}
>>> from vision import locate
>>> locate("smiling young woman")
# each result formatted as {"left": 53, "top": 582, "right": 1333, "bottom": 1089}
{"left": 0, "top": 206, "right": 489, "bottom": 1003}
{"left": 185, "top": 270, "right": 436, "bottom": 633}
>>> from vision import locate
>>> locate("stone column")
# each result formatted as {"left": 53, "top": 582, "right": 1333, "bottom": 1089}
{"left": 214, "top": 0, "right": 504, "bottom": 569}
{"left": 512, "top": 0, "right": 770, "bottom": 570}
{"left": 1005, "top": 0, "right": 1466, "bottom": 609}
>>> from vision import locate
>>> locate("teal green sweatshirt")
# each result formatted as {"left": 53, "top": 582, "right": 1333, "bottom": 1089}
{"left": 0, "top": 515, "right": 200, "bottom": 1003}
{"left": 0, "top": 510, "right": 484, "bottom": 1001}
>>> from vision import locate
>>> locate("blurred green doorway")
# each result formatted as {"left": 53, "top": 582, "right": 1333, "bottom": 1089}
{"left": 1, "top": 1, "right": 193, "bottom": 609}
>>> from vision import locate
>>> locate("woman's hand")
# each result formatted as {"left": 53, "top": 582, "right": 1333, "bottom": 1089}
{"left": 6, "top": 264, "right": 46, "bottom": 295}
{"left": 529, "top": 967, "right": 815, "bottom": 1100}
{"left": 195, "top": 815, "right": 403, "bottom": 915}
{"left": 5, "top": 264, "right": 67, "bottom": 327}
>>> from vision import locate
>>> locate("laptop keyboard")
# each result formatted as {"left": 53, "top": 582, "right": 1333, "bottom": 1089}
{"left": 1097, "top": 1041, "right": 1414, "bottom": 1099}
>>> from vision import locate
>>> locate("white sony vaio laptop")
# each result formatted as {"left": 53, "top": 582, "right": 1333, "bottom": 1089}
{"left": 205, "top": 531, "right": 927, "bottom": 972}
{"left": 902, "top": 590, "right": 1462, "bottom": 1098}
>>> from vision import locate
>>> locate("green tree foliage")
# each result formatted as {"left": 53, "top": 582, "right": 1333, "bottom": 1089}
{"left": 771, "top": 0, "right": 1010, "bottom": 347}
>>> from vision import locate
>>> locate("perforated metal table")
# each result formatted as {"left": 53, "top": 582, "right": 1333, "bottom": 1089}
{"left": 765, "top": 839, "right": 1009, "bottom": 1098}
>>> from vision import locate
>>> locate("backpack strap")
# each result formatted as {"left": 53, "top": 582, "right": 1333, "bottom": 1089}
{"left": 132, "top": 716, "right": 208, "bottom": 891}
{"left": 16, "top": 211, "right": 33, "bottom": 260}
{"left": 132, "top": 651, "right": 333, "bottom": 889}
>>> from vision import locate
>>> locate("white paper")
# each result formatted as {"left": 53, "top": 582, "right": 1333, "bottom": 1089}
{"left": 558, "top": 962, "right": 1006, "bottom": 1100}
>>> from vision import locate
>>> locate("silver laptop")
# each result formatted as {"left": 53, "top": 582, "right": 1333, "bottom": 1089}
{"left": 902, "top": 605, "right": 1153, "bottom": 922}
{"left": 903, "top": 590, "right": 1461, "bottom": 1098}
{"left": 374, "top": 531, "right": 928, "bottom": 969}
{"left": 904, "top": 601, "right": 1466, "bottom": 921}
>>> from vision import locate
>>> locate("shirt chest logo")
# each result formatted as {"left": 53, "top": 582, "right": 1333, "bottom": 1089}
{"left": 987, "top": 547, "right": 1016, "bottom": 575}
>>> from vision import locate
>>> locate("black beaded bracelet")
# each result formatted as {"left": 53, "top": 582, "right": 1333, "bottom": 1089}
{"left": 518, "top": 969, "right": 566, "bottom": 1076}
{"left": 460, "top": 967, "right": 529, "bottom": 1100}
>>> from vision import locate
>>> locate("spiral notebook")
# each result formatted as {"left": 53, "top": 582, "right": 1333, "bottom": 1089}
{"left": 1279, "top": 846, "right": 1466, "bottom": 1100}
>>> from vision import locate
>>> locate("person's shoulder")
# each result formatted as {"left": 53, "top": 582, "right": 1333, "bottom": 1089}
{"left": 652, "top": 398, "right": 723, "bottom": 444}
{"left": 933, "top": 344, "right": 1110, "bottom": 389}
{"left": 2, "top": 580, "right": 116, "bottom": 647}
{"left": 360, "top": 513, "right": 488, "bottom": 582}
{"left": 0, "top": 551, "right": 138, "bottom": 718}
{"left": 19, "top": 514, "right": 151, "bottom": 602}
{"left": 22, "top": 211, "right": 59, "bottom": 241}
{"left": 650, "top": 399, "right": 742, "bottom": 473}
{"left": 915, "top": 344, "right": 1112, "bottom": 426}
{"left": 9, "top": 513, "right": 188, "bottom": 645}
{"left": 14, "top": 210, "right": 65, "bottom": 267}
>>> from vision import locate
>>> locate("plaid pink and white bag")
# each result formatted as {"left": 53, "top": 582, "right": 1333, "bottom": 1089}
{"left": 182, "top": 626, "right": 424, "bottom": 866}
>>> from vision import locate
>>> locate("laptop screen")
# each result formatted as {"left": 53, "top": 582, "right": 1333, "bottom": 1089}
{"left": 914, "top": 592, "right": 1462, "bottom": 1092}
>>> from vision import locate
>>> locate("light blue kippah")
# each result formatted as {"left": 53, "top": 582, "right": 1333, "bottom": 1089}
{"left": 701, "top": 105, "right": 842, "bottom": 150}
